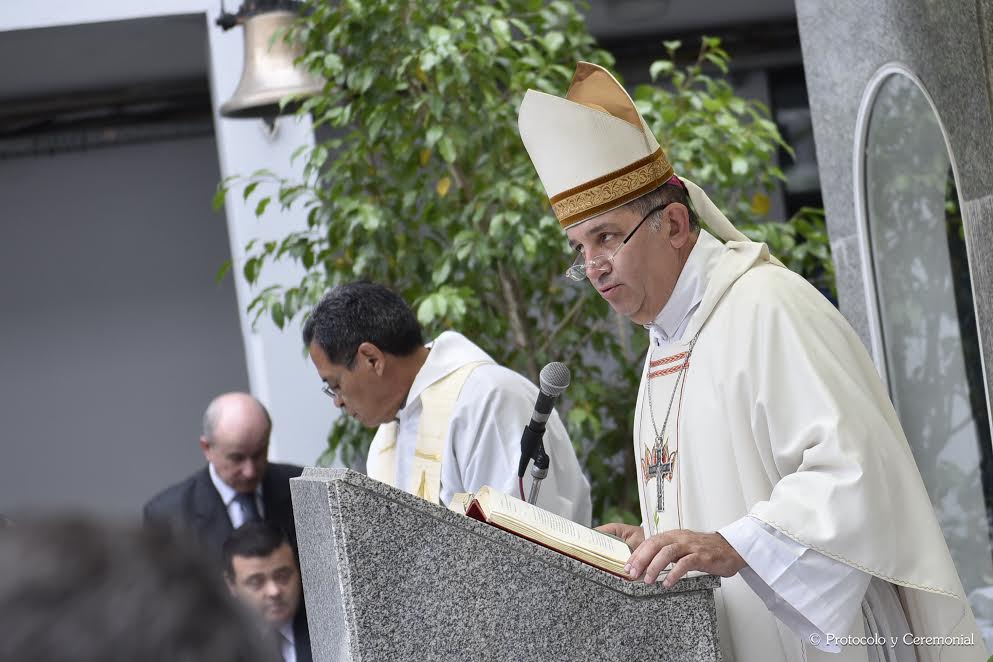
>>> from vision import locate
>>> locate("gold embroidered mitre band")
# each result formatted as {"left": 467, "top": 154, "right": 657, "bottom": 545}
{"left": 518, "top": 62, "right": 673, "bottom": 229}
{"left": 550, "top": 147, "right": 673, "bottom": 228}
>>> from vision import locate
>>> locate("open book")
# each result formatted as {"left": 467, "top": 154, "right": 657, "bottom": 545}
{"left": 449, "top": 486, "right": 632, "bottom": 578}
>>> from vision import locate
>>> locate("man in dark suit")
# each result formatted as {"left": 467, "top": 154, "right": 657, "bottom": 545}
{"left": 143, "top": 392, "right": 304, "bottom": 566}
{"left": 223, "top": 523, "right": 312, "bottom": 662}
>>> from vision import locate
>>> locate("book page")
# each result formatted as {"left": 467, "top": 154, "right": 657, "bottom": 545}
{"left": 479, "top": 487, "right": 630, "bottom": 562}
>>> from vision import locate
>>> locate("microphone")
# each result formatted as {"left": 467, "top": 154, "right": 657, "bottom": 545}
{"left": 517, "top": 362, "right": 571, "bottom": 478}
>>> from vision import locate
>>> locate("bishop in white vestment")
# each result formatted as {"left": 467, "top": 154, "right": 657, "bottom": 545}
{"left": 517, "top": 61, "right": 987, "bottom": 661}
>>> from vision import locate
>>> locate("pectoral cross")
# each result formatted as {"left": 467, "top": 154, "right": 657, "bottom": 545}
{"left": 645, "top": 438, "right": 677, "bottom": 512}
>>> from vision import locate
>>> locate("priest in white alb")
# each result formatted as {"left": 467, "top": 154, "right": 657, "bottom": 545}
{"left": 517, "top": 61, "right": 986, "bottom": 661}
{"left": 303, "top": 281, "right": 592, "bottom": 525}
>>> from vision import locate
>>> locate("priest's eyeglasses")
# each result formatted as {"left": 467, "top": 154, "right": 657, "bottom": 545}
{"left": 564, "top": 203, "right": 671, "bottom": 281}
{"left": 321, "top": 383, "right": 340, "bottom": 400}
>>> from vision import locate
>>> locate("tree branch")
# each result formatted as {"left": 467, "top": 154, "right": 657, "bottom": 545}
{"left": 497, "top": 260, "right": 538, "bottom": 381}
{"left": 449, "top": 162, "right": 473, "bottom": 200}
{"left": 540, "top": 289, "right": 591, "bottom": 355}
{"left": 562, "top": 321, "right": 606, "bottom": 367}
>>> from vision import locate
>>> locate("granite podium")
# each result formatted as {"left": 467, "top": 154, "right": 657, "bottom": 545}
{"left": 290, "top": 468, "right": 721, "bottom": 662}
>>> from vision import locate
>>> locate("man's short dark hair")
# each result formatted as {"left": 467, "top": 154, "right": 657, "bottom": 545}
{"left": 624, "top": 181, "right": 699, "bottom": 231}
{"left": 222, "top": 522, "right": 294, "bottom": 580}
{"left": 302, "top": 281, "right": 424, "bottom": 367}
{"left": 0, "top": 517, "right": 274, "bottom": 662}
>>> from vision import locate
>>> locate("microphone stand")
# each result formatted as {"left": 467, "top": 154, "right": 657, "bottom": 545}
{"left": 527, "top": 444, "right": 549, "bottom": 505}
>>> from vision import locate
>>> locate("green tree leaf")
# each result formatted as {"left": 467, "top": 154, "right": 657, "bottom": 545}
{"left": 215, "top": 259, "right": 233, "bottom": 284}
{"left": 543, "top": 31, "right": 565, "bottom": 53}
{"left": 242, "top": 181, "right": 259, "bottom": 201}
{"left": 416, "top": 296, "right": 437, "bottom": 325}
{"left": 212, "top": 185, "right": 227, "bottom": 211}
{"left": 649, "top": 60, "right": 673, "bottom": 80}
{"left": 437, "top": 136, "right": 456, "bottom": 163}
{"left": 255, "top": 197, "right": 271, "bottom": 217}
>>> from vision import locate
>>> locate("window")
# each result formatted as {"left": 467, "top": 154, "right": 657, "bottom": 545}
{"left": 861, "top": 67, "right": 993, "bottom": 647}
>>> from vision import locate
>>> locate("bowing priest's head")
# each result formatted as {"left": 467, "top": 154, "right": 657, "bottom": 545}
{"left": 518, "top": 62, "right": 702, "bottom": 325}
{"left": 303, "top": 282, "right": 430, "bottom": 427}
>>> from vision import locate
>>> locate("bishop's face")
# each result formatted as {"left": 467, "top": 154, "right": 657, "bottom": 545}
{"left": 566, "top": 203, "right": 693, "bottom": 325}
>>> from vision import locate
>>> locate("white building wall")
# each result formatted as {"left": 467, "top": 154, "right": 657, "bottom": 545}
{"left": 0, "top": 1, "right": 337, "bottom": 502}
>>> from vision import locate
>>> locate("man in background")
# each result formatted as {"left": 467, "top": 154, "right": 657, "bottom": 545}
{"left": 144, "top": 392, "right": 303, "bottom": 565}
{"left": 223, "top": 523, "right": 311, "bottom": 662}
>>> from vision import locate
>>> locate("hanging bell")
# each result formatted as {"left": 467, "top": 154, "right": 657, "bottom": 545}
{"left": 218, "top": 2, "right": 323, "bottom": 119}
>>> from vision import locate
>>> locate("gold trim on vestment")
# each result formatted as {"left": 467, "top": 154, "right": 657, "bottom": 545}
{"left": 550, "top": 147, "right": 674, "bottom": 229}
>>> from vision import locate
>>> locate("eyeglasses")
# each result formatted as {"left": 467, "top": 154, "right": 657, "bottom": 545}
{"left": 564, "top": 203, "right": 671, "bottom": 281}
{"left": 320, "top": 383, "right": 340, "bottom": 400}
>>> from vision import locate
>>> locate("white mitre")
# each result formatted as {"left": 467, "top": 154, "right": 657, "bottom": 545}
{"left": 518, "top": 61, "right": 770, "bottom": 255}
{"left": 517, "top": 61, "right": 671, "bottom": 230}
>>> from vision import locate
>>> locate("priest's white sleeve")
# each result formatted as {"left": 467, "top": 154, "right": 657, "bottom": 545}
{"left": 719, "top": 515, "right": 870, "bottom": 653}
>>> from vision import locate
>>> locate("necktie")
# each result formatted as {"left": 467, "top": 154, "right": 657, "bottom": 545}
{"left": 276, "top": 628, "right": 295, "bottom": 662}
{"left": 234, "top": 492, "right": 261, "bottom": 525}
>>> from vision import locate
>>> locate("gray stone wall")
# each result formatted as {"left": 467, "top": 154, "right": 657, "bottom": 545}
{"left": 796, "top": 0, "right": 993, "bottom": 366}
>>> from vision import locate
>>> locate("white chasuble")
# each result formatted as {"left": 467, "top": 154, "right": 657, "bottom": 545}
{"left": 632, "top": 238, "right": 985, "bottom": 662}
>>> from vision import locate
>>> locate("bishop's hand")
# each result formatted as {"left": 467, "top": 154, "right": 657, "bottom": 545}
{"left": 595, "top": 522, "right": 645, "bottom": 551}
{"left": 625, "top": 529, "right": 746, "bottom": 587}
